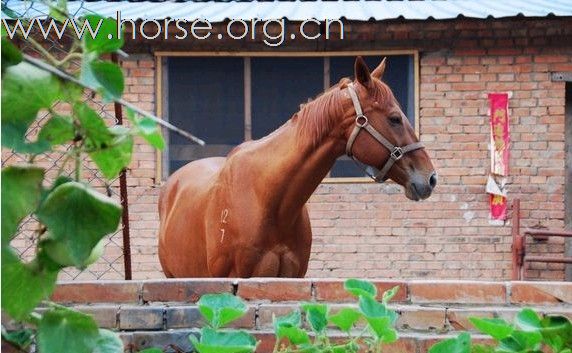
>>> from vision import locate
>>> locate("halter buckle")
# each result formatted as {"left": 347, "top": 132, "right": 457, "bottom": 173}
{"left": 355, "top": 115, "right": 368, "bottom": 127}
{"left": 390, "top": 147, "right": 404, "bottom": 160}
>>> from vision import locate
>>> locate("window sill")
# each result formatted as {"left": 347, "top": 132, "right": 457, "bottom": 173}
{"left": 322, "top": 177, "right": 373, "bottom": 184}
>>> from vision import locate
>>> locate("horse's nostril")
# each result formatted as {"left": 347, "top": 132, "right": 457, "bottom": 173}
{"left": 428, "top": 172, "right": 438, "bottom": 189}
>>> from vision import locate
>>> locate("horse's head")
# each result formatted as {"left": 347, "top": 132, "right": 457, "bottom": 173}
{"left": 343, "top": 56, "right": 437, "bottom": 201}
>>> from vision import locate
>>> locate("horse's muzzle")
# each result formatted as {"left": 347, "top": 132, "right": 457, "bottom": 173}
{"left": 406, "top": 171, "right": 437, "bottom": 201}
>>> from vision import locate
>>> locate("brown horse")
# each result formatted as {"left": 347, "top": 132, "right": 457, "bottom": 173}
{"left": 158, "top": 57, "right": 436, "bottom": 278}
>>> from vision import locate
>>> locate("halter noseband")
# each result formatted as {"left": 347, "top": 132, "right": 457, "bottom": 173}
{"left": 345, "top": 83, "right": 424, "bottom": 183}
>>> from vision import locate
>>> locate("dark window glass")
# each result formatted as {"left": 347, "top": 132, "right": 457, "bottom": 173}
{"left": 167, "top": 57, "right": 244, "bottom": 173}
{"left": 251, "top": 57, "right": 324, "bottom": 139}
{"left": 166, "top": 55, "right": 415, "bottom": 179}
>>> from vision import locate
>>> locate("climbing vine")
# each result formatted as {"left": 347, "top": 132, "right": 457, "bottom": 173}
{"left": 191, "top": 279, "right": 401, "bottom": 353}
{"left": 1, "top": 1, "right": 164, "bottom": 352}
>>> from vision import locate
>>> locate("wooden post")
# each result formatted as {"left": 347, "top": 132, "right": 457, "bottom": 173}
{"left": 112, "top": 53, "right": 132, "bottom": 280}
{"left": 511, "top": 199, "right": 522, "bottom": 281}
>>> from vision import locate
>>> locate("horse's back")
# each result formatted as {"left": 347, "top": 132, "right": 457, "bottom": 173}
{"left": 159, "top": 157, "right": 225, "bottom": 214}
{"left": 158, "top": 157, "right": 226, "bottom": 277}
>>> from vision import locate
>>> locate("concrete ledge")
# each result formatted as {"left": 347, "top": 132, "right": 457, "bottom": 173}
{"left": 49, "top": 278, "right": 572, "bottom": 305}
{"left": 3, "top": 279, "right": 570, "bottom": 353}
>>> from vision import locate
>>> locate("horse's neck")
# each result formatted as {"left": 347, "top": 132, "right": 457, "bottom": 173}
{"left": 241, "top": 101, "right": 346, "bottom": 223}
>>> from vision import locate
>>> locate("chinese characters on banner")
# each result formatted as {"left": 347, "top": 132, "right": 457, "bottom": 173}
{"left": 487, "top": 93, "right": 510, "bottom": 221}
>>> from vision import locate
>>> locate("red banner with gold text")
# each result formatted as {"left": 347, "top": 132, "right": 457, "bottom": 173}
{"left": 488, "top": 93, "right": 510, "bottom": 221}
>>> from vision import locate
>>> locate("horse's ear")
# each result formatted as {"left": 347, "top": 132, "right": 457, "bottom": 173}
{"left": 354, "top": 56, "right": 372, "bottom": 88}
{"left": 371, "top": 57, "right": 387, "bottom": 80}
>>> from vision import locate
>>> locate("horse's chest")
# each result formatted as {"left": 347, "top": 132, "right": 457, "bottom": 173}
{"left": 205, "top": 198, "right": 311, "bottom": 277}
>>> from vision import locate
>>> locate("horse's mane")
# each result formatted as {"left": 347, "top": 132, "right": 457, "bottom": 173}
{"left": 295, "top": 77, "right": 394, "bottom": 148}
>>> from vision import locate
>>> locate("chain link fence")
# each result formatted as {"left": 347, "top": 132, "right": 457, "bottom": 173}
{"left": 2, "top": 0, "right": 130, "bottom": 280}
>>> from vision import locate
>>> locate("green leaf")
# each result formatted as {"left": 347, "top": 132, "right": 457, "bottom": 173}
{"left": 357, "top": 294, "right": 399, "bottom": 342}
{"left": 80, "top": 51, "right": 100, "bottom": 90}
{"left": 40, "top": 176, "right": 74, "bottom": 205}
{"left": 497, "top": 330, "right": 542, "bottom": 352}
{"left": 429, "top": 332, "right": 471, "bottom": 353}
{"left": 300, "top": 303, "right": 328, "bottom": 333}
{"left": 127, "top": 109, "right": 165, "bottom": 150}
{"left": 540, "top": 315, "right": 572, "bottom": 352}
{"left": 273, "top": 310, "right": 310, "bottom": 345}
{"left": 76, "top": 103, "right": 133, "bottom": 179}
{"left": 276, "top": 325, "right": 311, "bottom": 346}
{"left": 48, "top": 0, "right": 68, "bottom": 23}
{"left": 1, "top": 165, "right": 44, "bottom": 245}
{"left": 358, "top": 295, "right": 398, "bottom": 325}
{"left": 37, "top": 307, "right": 99, "bottom": 353}
{"left": 1, "top": 62, "right": 61, "bottom": 153}
{"left": 137, "top": 349, "right": 163, "bottom": 353}
{"left": 344, "top": 279, "right": 377, "bottom": 298}
{"left": 38, "top": 115, "right": 75, "bottom": 146}
{"left": 514, "top": 308, "right": 542, "bottom": 332}
{"left": 328, "top": 308, "right": 361, "bottom": 332}
{"left": 198, "top": 293, "right": 248, "bottom": 329}
{"left": 1, "top": 37, "right": 22, "bottom": 70}
{"left": 1, "top": 328, "right": 34, "bottom": 349}
{"left": 74, "top": 103, "right": 114, "bottom": 148}
{"left": 512, "top": 330, "right": 542, "bottom": 349}
{"left": 273, "top": 310, "right": 302, "bottom": 332}
{"left": 366, "top": 316, "right": 398, "bottom": 343}
{"left": 83, "top": 15, "right": 124, "bottom": 54}
{"left": 468, "top": 317, "right": 513, "bottom": 340}
{"left": 90, "top": 60, "right": 124, "bottom": 101}
{"left": 89, "top": 134, "right": 133, "bottom": 179}
{"left": 93, "top": 329, "right": 123, "bottom": 353}
{"left": 189, "top": 327, "right": 257, "bottom": 353}
{"left": 36, "top": 182, "right": 122, "bottom": 267}
{"left": 382, "top": 285, "right": 400, "bottom": 304}
{"left": 332, "top": 343, "right": 359, "bottom": 353}
{"left": 470, "top": 344, "right": 494, "bottom": 353}
{"left": 1, "top": 247, "right": 58, "bottom": 321}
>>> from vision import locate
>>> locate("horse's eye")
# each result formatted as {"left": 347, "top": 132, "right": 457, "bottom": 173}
{"left": 389, "top": 116, "right": 402, "bottom": 125}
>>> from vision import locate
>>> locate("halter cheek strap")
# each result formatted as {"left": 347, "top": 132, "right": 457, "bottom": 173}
{"left": 345, "top": 83, "right": 424, "bottom": 183}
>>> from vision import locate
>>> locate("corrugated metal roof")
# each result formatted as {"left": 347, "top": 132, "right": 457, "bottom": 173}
{"left": 3, "top": 0, "right": 572, "bottom": 21}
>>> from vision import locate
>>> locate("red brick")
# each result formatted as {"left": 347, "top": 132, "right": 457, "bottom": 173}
{"left": 419, "top": 335, "right": 495, "bottom": 352}
{"left": 446, "top": 307, "right": 519, "bottom": 331}
{"left": 51, "top": 281, "right": 140, "bottom": 303}
{"left": 165, "top": 306, "right": 202, "bottom": 329}
{"left": 75, "top": 305, "right": 119, "bottom": 328}
{"left": 409, "top": 281, "right": 507, "bottom": 304}
{"left": 510, "top": 282, "right": 572, "bottom": 304}
{"left": 395, "top": 306, "right": 446, "bottom": 331}
{"left": 236, "top": 279, "right": 311, "bottom": 301}
{"left": 382, "top": 337, "right": 418, "bottom": 353}
{"left": 142, "top": 279, "right": 234, "bottom": 302}
{"left": 313, "top": 279, "right": 407, "bottom": 302}
{"left": 257, "top": 304, "right": 299, "bottom": 329}
{"left": 252, "top": 332, "right": 277, "bottom": 353}
{"left": 119, "top": 306, "right": 164, "bottom": 330}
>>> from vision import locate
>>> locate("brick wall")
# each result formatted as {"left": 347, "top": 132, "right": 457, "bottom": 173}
{"left": 117, "top": 17, "right": 571, "bottom": 281}
{"left": 121, "top": 57, "right": 163, "bottom": 279}
{"left": 4, "top": 279, "right": 570, "bottom": 353}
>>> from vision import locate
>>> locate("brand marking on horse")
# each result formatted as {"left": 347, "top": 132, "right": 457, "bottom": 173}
{"left": 220, "top": 209, "right": 229, "bottom": 243}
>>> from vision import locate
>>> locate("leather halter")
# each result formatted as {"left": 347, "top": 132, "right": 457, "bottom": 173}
{"left": 345, "top": 83, "right": 424, "bottom": 183}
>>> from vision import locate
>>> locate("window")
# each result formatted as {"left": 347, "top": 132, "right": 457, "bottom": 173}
{"left": 164, "top": 53, "right": 417, "bottom": 180}
{"left": 167, "top": 57, "right": 244, "bottom": 172}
